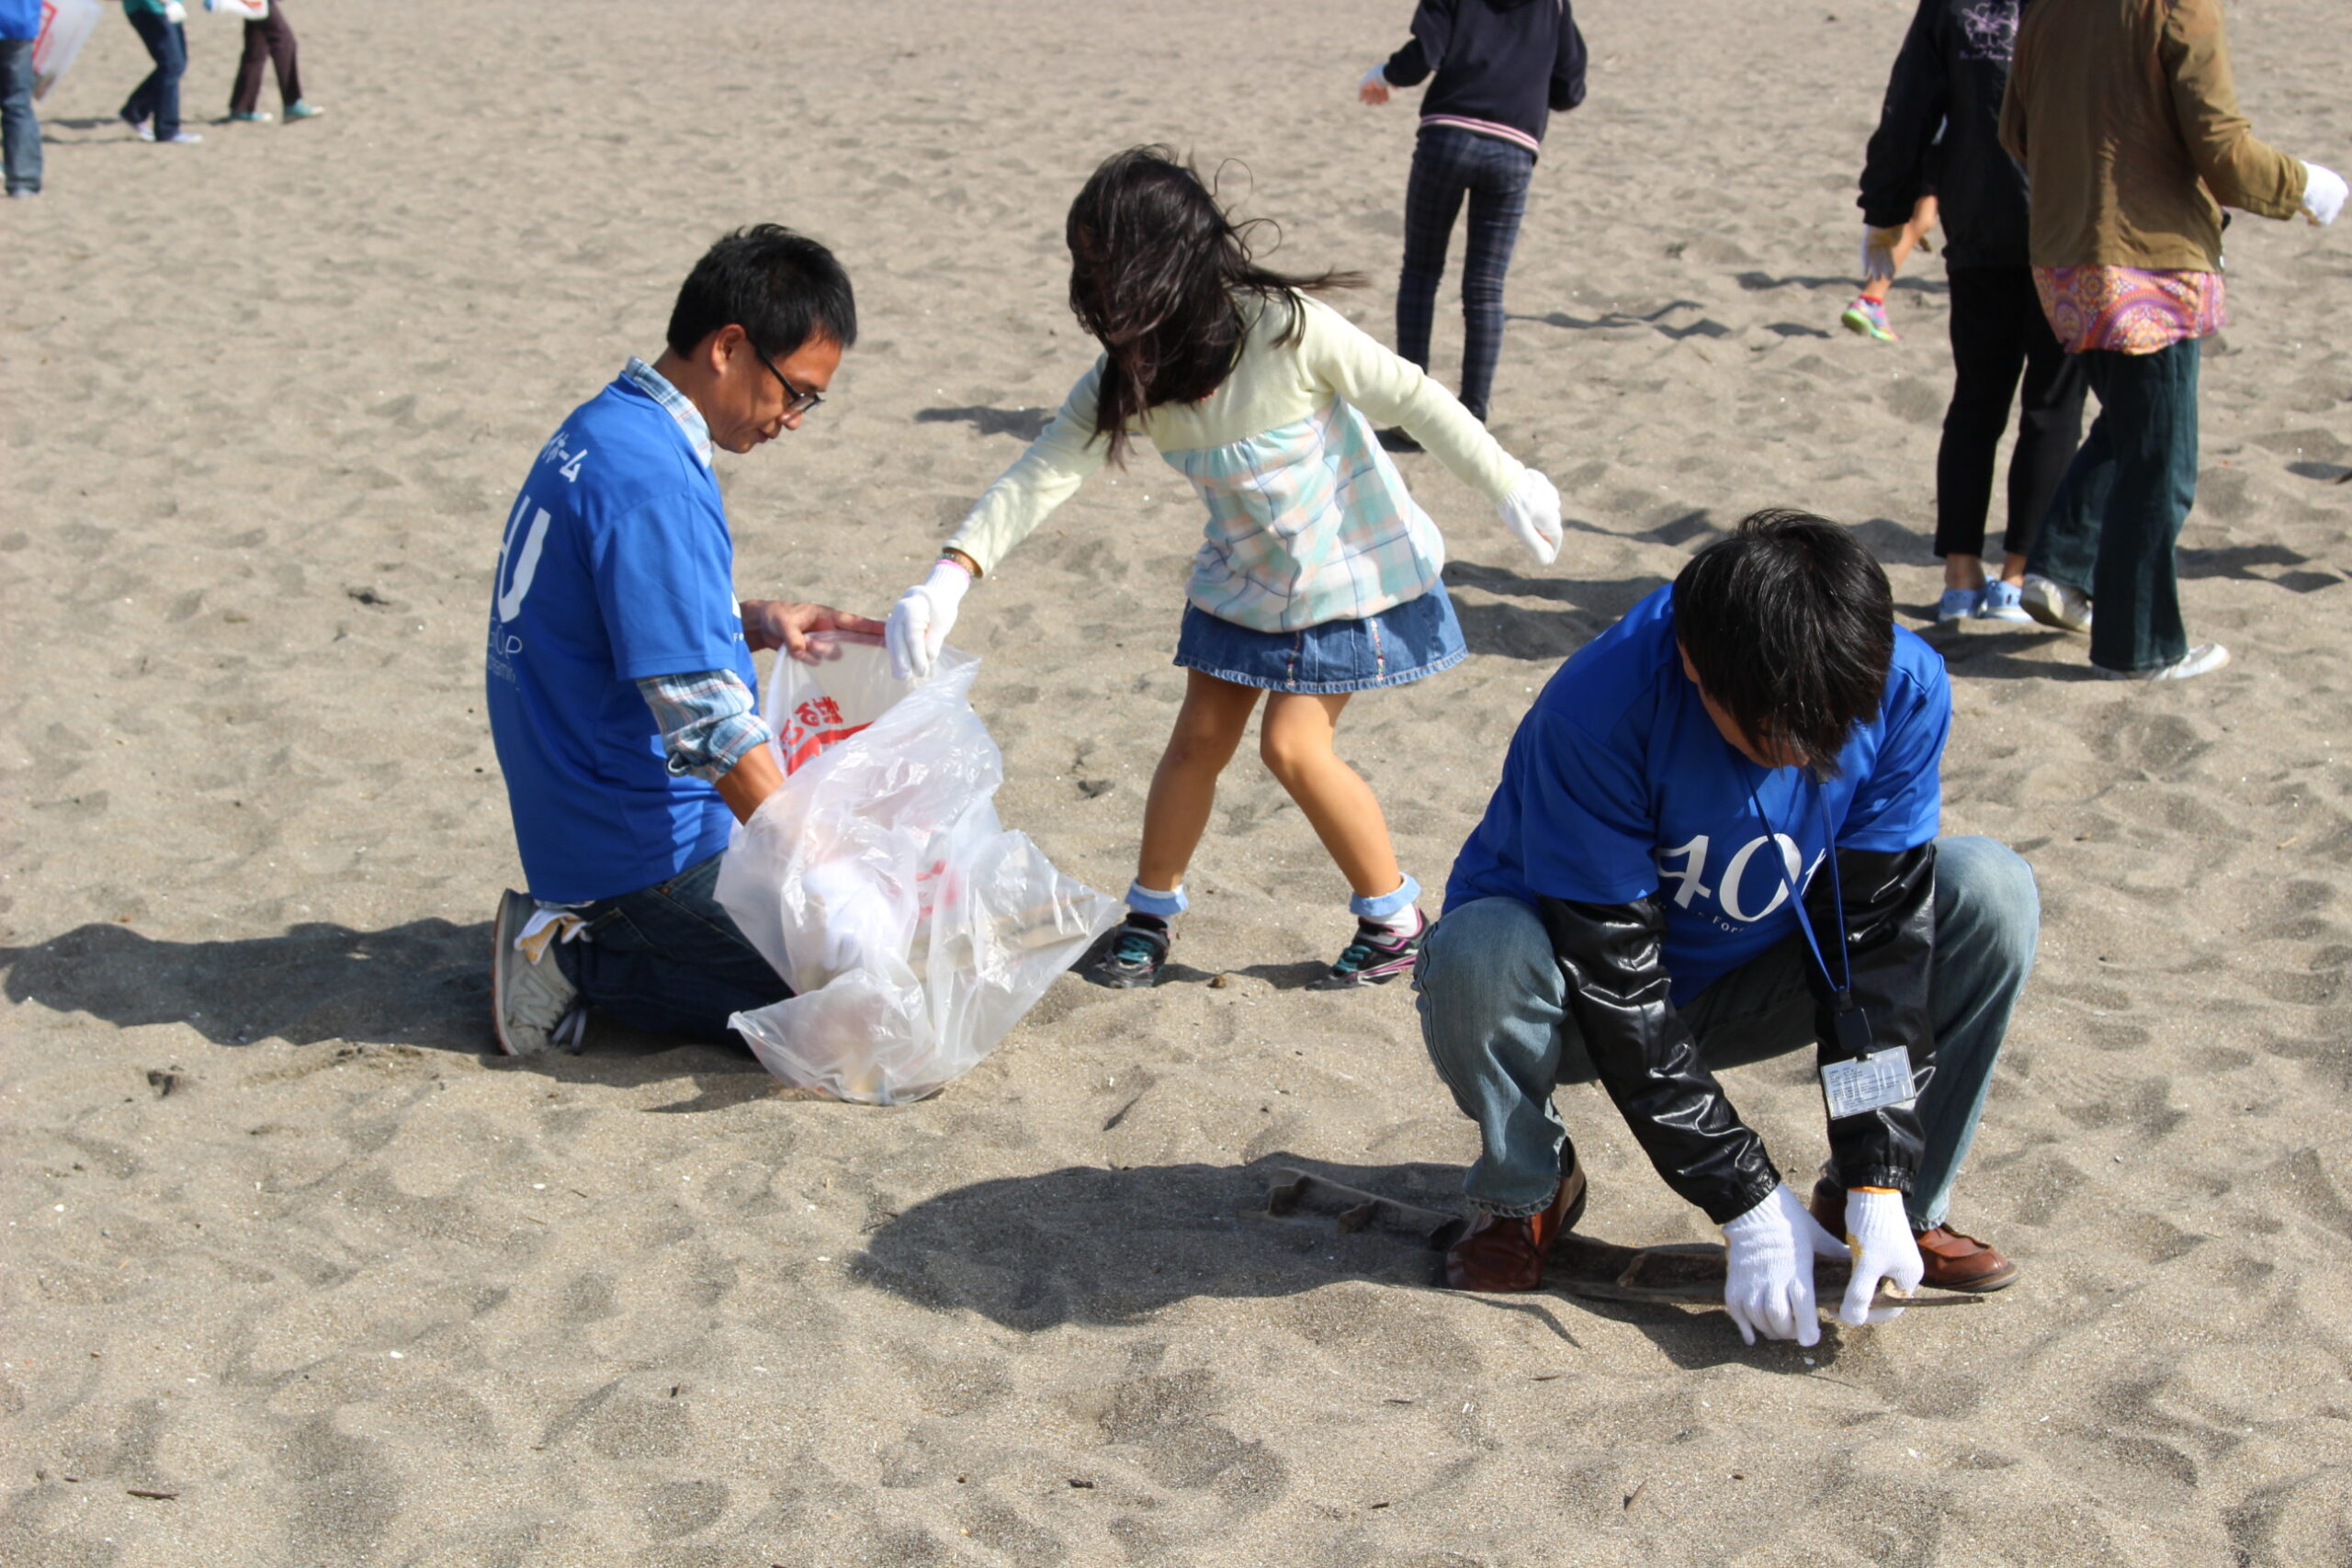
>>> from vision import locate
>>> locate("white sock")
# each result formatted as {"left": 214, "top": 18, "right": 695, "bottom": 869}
{"left": 1364, "top": 903, "right": 1420, "bottom": 938}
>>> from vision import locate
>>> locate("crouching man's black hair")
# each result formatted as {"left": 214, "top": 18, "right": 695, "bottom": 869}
{"left": 666, "top": 224, "right": 857, "bottom": 358}
{"left": 1672, "top": 508, "right": 1894, "bottom": 777}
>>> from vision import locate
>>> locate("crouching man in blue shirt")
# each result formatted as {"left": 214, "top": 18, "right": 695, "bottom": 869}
{"left": 1419, "top": 509, "right": 2034, "bottom": 1344}
{"left": 484, "top": 225, "right": 881, "bottom": 1056}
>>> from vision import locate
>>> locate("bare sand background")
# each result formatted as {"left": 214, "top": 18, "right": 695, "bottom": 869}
{"left": 6, "top": 1, "right": 2352, "bottom": 1562}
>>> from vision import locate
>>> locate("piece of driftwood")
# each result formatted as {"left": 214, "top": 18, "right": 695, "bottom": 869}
{"left": 1251, "top": 1168, "right": 1982, "bottom": 1307}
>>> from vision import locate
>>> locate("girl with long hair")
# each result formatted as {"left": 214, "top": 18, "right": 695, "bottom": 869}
{"left": 886, "top": 146, "right": 1564, "bottom": 988}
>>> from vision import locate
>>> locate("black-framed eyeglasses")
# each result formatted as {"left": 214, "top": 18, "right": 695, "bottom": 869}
{"left": 752, "top": 344, "right": 824, "bottom": 416}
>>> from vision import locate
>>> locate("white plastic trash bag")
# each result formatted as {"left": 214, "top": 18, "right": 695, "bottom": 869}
{"left": 33, "top": 0, "right": 103, "bottom": 101}
{"left": 716, "top": 633, "right": 1121, "bottom": 1104}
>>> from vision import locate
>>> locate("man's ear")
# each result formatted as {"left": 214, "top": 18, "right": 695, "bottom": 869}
{"left": 702, "top": 323, "right": 747, "bottom": 376}
{"left": 1677, "top": 642, "right": 1702, "bottom": 687}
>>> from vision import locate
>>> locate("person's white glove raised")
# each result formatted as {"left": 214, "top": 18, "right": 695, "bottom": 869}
{"left": 1497, "top": 467, "right": 1564, "bottom": 567}
{"left": 2301, "top": 162, "right": 2347, "bottom": 227}
{"left": 1721, "top": 1182, "right": 1846, "bottom": 1347}
{"left": 1835, "top": 1188, "right": 1925, "bottom": 1327}
{"left": 884, "top": 558, "right": 972, "bottom": 681}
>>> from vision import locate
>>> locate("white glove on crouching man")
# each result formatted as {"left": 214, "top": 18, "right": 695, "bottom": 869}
{"left": 1719, "top": 1180, "right": 1927, "bottom": 1344}
{"left": 885, "top": 556, "right": 973, "bottom": 681}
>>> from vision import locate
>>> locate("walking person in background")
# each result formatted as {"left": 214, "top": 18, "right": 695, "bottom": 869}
{"left": 1357, "top": 0, "right": 1586, "bottom": 446}
{"left": 224, "top": 0, "right": 322, "bottom": 124}
{"left": 1858, "top": 0, "right": 2086, "bottom": 625}
{"left": 2002, "top": 0, "right": 2344, "bottom": 680}
{"left": 0, "top": 0, "right": 40, "bottom": 197}
{"left": 119, "top": 0, "right": 198, "bottom": 145}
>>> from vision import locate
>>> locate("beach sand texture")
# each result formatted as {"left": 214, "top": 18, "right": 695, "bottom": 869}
{"left": 6, "top": 1, "right": 2352, "bottom": 1562}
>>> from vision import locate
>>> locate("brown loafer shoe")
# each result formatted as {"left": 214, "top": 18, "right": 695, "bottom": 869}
{"left": 1444, "top": 1154, "right": 1588, "bottom": 1292}
{"left": 1809, "top": 1174, "right": 2018, "bottom": 1292}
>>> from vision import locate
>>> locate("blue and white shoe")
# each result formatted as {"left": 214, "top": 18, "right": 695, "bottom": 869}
{"left": 1974, "top": 579, "right": 2033, "bottom": 623}
{"left": 1937, "top": 587, "right": 1980, "bottom": 626}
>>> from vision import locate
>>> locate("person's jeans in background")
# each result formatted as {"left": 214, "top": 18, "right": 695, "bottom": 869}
{"left": 1936, "top": 265, "right": 2087, "bottom": 561}
{"left": 2025, "top": 336, "right": 2203, "bottom": 673}
{"left": 1396, "top": 125, "right": 1536, "bottom": 423}
{"left": 121, "top": 10, "right": 187, "bottom": 141}
{"left": 0, "top": 38, "right": 39, "bottom": 195}
{"left": 552, "top": 852, "right": 792, "bottom": 1045}
{"left": 1416, "top": 836, "right": 2039, "bottom": 1230}
{"left": 231, "top": 5, "right": 301, "bottom": 114}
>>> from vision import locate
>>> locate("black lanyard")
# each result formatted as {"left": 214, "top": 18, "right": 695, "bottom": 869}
{"left": 1747, "top": 776, "right": 1854, "bottom": 1013}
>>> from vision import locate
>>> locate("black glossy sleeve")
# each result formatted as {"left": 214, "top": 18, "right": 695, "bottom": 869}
{"left": 1537, "top": 894, "right": 1781, "bottom": 1224}
{"left": 1804, "top": 842, "right": 1937, "bottom": 1191}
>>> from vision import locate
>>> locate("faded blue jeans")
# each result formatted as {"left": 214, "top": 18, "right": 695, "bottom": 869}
{"left": 1415, "top": 836, "right": 2038, "bottom": 1230}
{"left": 552, "top": 851, "right": 791, "bottom": 1045}
{"left": 0, "top": 39, "right": 39, "bottom": 196}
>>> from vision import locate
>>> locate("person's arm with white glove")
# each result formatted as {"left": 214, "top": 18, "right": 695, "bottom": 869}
{"left": 1834, "top": 1186, "right": 1925, "bottom": 1325}
{"left": 1293, "top": 297, "right": 1565, "bottom": 567}
{"left": 164, "top": 1, "right": 188, "bottom": 23}
{"left": 1721, "top": 1182, "right": 1848, "bottom": 1347}
{"left": 884, "top": 361, "right": 1110, "bottom": 680}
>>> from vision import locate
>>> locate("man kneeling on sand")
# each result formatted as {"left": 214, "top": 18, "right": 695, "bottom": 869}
{"left": 1418, "top": 510, "right": 2034, "bottom": 1344}
{"left": 484, "top": 225, "right": 881, "bottom": 1056}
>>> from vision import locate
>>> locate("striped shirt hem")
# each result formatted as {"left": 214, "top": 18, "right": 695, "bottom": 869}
{"left": 1419, "top": 115, "right": 1541, "bottom": 155}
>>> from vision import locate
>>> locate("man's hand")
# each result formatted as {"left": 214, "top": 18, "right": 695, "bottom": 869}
{"left": 741, "top": 600, "right": 886, "bottom": 661}
{"left": 1835, "top": 1188, "right": 1924, "bottom": 1326}
{"left": 1359, "top": 64, "right": 1392, "bottom": 106}
{"left": 1720, "top": 1183, "right": 1846, "bottom": 1347}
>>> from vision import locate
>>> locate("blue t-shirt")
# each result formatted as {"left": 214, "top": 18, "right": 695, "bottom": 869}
{"left": 485, "top": 377, "right": 754, "bottom": 903}
{"left": 1444, "top": 585, "right": 1948, "bottom": 1005}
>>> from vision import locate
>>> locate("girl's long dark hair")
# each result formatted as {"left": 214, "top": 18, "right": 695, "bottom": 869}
{"left": 1066, "top": 146, "right": 1361, "bottom": 465}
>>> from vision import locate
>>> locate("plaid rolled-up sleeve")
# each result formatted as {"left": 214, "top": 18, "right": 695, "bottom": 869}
{"left": 636, "top": 670, "right": 773, "bottom": 780}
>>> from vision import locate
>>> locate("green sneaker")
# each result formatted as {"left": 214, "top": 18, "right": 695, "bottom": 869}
{"left": 228, "top": 110, "right": 272, "bottom": 123}
{"left": 284, "top": 100, "right": 325, "bottom": 120}
{"left": 1840, "top": 295, "right": 1898, "bottom": 343}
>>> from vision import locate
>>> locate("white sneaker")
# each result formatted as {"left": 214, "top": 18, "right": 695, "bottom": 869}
{"left": 2019, "top": 574, "right": 2093, "bottom": 634}
{"left": 164, "top": 130, "right": 203, "bottom": 145}
{"left": 492, "top": 889, "right": 585, "bottom": 1055}
{"left": 2101, "top": 643, "right": 2230, "bottom": 682}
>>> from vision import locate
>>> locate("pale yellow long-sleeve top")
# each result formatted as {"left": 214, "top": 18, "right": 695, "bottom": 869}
{"left": 944, "top": 293, "right": 1527, "bottom": 632}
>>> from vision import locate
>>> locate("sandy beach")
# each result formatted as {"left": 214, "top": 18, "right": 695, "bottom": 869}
{"left": 6, "top": 1, "right": 2352, "bottom": 1562}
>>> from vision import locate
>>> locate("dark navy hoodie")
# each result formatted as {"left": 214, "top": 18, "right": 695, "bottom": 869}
{"left": 1382, "top": 0, "right": 1589, "bottom": 157}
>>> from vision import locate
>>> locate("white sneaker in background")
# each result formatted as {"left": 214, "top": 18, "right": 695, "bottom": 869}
{"left": 2102, "top": 643, "right": 2231, "bottom": 682}
{"left": 2019, "top": 573, "right": 2094, "bottom": 634}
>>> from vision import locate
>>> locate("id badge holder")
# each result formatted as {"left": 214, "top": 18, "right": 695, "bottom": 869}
{"left": 1820, "top": 1015, "right": 1917, "bottom": 1121}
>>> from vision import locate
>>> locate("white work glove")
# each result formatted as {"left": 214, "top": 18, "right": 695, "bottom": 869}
{"left": 1497, "top": 467, "right": 1563, "bottom": 566}
{"left": 1859, "top": 221, "right": 1905, "bottom": 282}
{"left": 1720, "top": 1182, "right": 1846, "bottom": 1347}
{"left": 164, "top": 0, "right": 188, "bottom": 21}
{"left": 801, "top": 860, "right": 904, "bottom": 978}
{"left": 884, "top": 558, "right": 972, "bottom": 682}
{"left": 2301, "top": 161, "right": 2347, "bottom": 227}
{"left": 1835, "top": 1188, "right": 1925, "bottom": 1327}
{"left": 1359, "top": 64, "right": 1392, "bottom": 106}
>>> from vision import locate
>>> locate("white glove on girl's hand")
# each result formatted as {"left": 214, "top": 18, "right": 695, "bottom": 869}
{"left": 1721, "top": 1182, "right": 1846, "bottom": 1347}
{"left": 2301, "top": 162, "right": 2347, "bottom": 227}
{"left": 1497, "top": 468, "right": 1563, "bottom": 566}
{"left": 1359, "top": 64, "right": 1392, "bottom": 106}
{"left": 884, "top": 558, "right": 972, "bottom": 681}
{"left": 1836, "top": 1188, "right": 1925, "bottom": 1327}
{"left": 1859, "top": 222, "right": 1905, "bottom": 282}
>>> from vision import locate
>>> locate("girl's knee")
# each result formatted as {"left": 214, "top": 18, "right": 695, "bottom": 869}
{"left": 1257, "top": 725, "right": 1332, "bottom": 785}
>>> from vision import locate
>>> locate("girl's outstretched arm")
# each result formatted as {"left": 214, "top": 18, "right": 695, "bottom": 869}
{"left": 940, "top": 358, "right": 1112, "bottom": 578}
{"left": 1294, "top": 296, "right": 1523, "bottom": 503}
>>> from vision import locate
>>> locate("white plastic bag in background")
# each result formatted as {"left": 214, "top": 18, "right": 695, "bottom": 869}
{"left": 715, "top": 634, "right": 1121, "bottom": 1104}
{"left": 33, "top": 0, "right": 103, "bottom": 101}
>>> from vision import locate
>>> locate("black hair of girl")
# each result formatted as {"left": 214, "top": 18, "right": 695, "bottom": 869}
{"left": 1066, "top": 146, "right": 1362, "bottom": 466}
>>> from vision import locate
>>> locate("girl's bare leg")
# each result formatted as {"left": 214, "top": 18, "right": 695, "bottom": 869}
{"left": 1135, "top": 671, "right": 1263, "bottom": 895}
{"left": 1257, "top": 691, "right": 1404, "bottom": 901}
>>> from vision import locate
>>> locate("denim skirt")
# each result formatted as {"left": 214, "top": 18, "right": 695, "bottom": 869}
{"left": 1172, "top": 581, "right": 1468, "bottom": 694}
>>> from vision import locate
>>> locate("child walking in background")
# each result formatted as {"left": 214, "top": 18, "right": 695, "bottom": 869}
{"left": 1841, "top": 191, "right": 1938, "bottom": 341}
{"left": 223, "top": 0, "right": 323, "bottom": 124}
{"left": 884, "top": 147, "right": 1565, "bottom": 990}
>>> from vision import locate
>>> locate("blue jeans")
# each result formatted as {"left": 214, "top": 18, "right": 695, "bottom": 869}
{"left": 121, "top": 11, "right": 187, "bottom": 141}
{"left": 552, "top": 852, "right": 792, "bottom": 1044}
{"left": 2025, "top": 337, "right": 2202, "bottom": 673}
{"left": 0, "top": 39, "right": 38, "bottom": 195}
{"left": 1396, "top": 125, "right": 1535, "bottom": 423}
{"left": 1415, "top": 837, "right": 2038, "bottom": 1229}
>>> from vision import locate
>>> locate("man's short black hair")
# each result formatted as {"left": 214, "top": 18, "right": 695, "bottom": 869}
{"left": 1672, "top": 508, "right": 1894, "bottom": 776}
{"left": 666, "top": 224, "right": 857, "bottom": 358}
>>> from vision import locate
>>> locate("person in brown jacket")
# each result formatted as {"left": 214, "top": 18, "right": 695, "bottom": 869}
{"left": 1999, "top": 0, "right": 2344, "bottom": 680}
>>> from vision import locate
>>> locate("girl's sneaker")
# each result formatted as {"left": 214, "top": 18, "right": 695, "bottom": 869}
{"left": 1309, "top": 909, "right": 1427, "bottom": 990}
{"left": 1840, "top": 296, "right": 1897, "bottom": 342}
{"left": 1936, "top": 587, "right": 1980, "bottom": 626}
{"left": 1087, "top": 913, "right": 1170, "bottom": 988}
{"left": 1974, "top": 579, "right": 2033, "bottom": 623}
{"left": 285, "top": 101, "right": 325, "bottom": 119}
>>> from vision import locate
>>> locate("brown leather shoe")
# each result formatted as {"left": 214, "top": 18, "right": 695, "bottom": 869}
{"left": 1444, "top": 1154, "right": 1588, "bottom": 1292}
{"left": 1808, "top": 1174, "right": 2018, "bottom": 1292}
